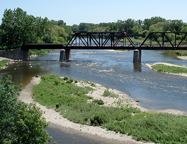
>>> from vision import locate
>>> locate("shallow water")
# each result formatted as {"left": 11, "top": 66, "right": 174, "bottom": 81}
{"left": 1, "top": 49, "right": 187, "bottom": 112}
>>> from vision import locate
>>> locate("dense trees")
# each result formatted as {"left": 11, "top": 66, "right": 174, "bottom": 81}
{"left": 1, "top": 7, "right": 187, "bottom": 49}
{"left": 1, "top": 8, "right": 51, "bottom": 47}
{"left": 50, "top": 20, "right": 72, "bottom": 43}
{"left": 0, "top": 76, "right": 51, "bottom": 143}
{"left": 72, "top": 16, "right": 187, "bottom": 36}
{"left": 0, "top": 8, "right": 72, "bottom": 49}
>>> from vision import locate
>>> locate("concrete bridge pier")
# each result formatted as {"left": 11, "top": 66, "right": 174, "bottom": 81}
{"left": 133, "top": 49, "right": 141, "bottom": 63}
{"left": 59, "top": 49, "right": 71, "bottom": 61}
{"left": 21, "top": 49, "right": 30, "bottom": 61}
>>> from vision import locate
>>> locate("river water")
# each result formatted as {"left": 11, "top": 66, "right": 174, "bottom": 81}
{"left": 1, "top": 49, "right": 187, "bottom": 112}
{"left": 1, "top": 49, "right": 187, "bottom": 143}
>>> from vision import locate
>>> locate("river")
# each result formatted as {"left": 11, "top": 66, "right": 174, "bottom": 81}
{"left": 0, "top": 49, "right": 187, "bottom": 143}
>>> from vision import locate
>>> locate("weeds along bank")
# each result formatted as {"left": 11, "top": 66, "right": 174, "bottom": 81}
{"left": 31, "top": 75, "right": 187, "bottom": 144}
{"left": 146, "top": 62, "right": 187, "bottom": 77}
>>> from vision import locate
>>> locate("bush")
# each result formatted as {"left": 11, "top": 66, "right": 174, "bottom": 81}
{"left": 0, "top": 59, "right": 10, "bottom": 68}
{"left": 92, "top": 99, "right": 104, "bottom": 105}
{"left": 0, "top": 76, "right": 51, "bottom": 143}
{"left": 103, "top": 88, "right": 119, "bottom": 98}
{"left": 90, "top": 113, "right": 108, "bottom": 126}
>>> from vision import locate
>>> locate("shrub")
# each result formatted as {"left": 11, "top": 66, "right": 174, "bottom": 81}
{"left": 0, "top": 76, "right": 51, "bottom": 144}
{"left": 92, "top": 99, "right": 104, "bottom": 105}
{"left": 90, "top": 113, "right": 108, "bottom": 126}
{"left": 103, "top": 88, "right": 119, "bottom": 98}
{"left": 0, "top": 59, "right": 10, "bottom": 68}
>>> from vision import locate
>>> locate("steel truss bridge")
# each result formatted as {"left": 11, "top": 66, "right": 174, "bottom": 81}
{"left": 65, "top": 32, "right": 187, "bottom": 50}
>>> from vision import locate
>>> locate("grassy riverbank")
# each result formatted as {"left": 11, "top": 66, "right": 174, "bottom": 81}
{"left": 33, "top": 75, "right": 187, "bottom": 143}
{"left": 0, "top": 59, "right": 10, "bottom": 68}
{"left": 151, "top": 64, "right": 187, "bottom": 74}
{"left": 29, "top": 49, "right": 53, "bottom": 56}
{"left": 175, "top": 50, "right": 187, "bottom": 56}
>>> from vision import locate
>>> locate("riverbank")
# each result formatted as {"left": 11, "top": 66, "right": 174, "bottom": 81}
{"left": 18, "top": 76, "right": 148, "bottom": 144}
{"left": 178, "top": 56, "right": 187, "bottom": 60}
{"left": 18, "top": 76, "right": 187, "bottom": 144}
{"left": 0, "top": 57, "right": 14, "bottom": 70}
{"left": 146, "top": 62, "right": 187, "bottom": 77}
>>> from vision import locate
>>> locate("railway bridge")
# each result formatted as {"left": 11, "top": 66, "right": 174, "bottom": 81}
{"left": 16, "top": 32, "right": 187, "bottom": 62}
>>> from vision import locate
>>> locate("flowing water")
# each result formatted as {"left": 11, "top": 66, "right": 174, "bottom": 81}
{"left": 1, "top": 49, "right": 187, "bottom": 112}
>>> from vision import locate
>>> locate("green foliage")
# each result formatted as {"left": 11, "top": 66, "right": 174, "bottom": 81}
{"left": 29, "top": 49, "right": 53, "bottom": 56}
{"left": 13, "top": 104, "right": 51, "bottom": 144}
{"left": 92, "top": 99, "right": 104, "bottom": 105}
{"left": 33, "top": 74, "right": 187, "bottom": 143}
{"left": 106, "top": 113, "right": 187, "bottom": 143}
{"left": 90, "top": 113, "right": 108, "bottom": 126}
{"left": 152, "top": 64, "right": 187, "bottom": 74}
{"left": 0, "top": 75, "right": 51, "bottom": 143}
{"left": 33, "top": 75, "right": 93, "bottom": 108}
{"left": 1, "top": 8, "right": 51, "bottom": 47}
{"left": 0, "top": 59, "right": 10, "bottom": 68}
{"left": 103, "top": 88, "right": 119, "bottom": 98}
{"left": 175, "top": 50, "right": 187, "bottom": 56}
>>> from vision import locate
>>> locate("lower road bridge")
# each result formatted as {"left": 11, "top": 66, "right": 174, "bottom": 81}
{"left": 21, "top": 32, "right": 187, "bottom": 62}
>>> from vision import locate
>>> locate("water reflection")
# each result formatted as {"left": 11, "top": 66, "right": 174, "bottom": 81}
{"left": 60, "top": 62, "right": 71, "bottom": 67}
{"left": 0, "top": 62, "right": 48, "bottom": 86}
{"left": 133, "top": 63, "right": 142, "bottom": 72}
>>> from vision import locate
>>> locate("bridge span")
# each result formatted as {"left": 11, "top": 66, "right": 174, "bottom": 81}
{"left": 20, "top": 32, "right": 187, "bottom": 62}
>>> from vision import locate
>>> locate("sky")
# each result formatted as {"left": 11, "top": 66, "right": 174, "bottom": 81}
{"left": 0, "top": 0, "right": 187, "bottom": 26}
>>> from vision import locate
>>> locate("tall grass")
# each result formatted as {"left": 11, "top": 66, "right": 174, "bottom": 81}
{"left": 152, "top": 64, "right": 187, "bottom": 74}
{"left": 0, "top": 60, "right": 10, "bottom": 68}
{"left": 33, "top": 75, "right": 187, "bottom": 143}
{"left": 175, "top": 50, "right": 187, "bottom": 56}
{"left": 29, "top": 49, "right": 53, "bottom": 56}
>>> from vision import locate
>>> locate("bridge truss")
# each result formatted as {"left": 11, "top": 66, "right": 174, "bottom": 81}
{"left": 66, "top": 32, "right": 187, "bottom": 50}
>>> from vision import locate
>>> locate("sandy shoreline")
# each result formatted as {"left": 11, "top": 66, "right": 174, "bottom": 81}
{"left": 18, "top": 77, "right": 148, "bottom": 144}
{"left": 18, "top": 75, "right": 187, "bottom": 144}
{"left": 178, "top": 56, "right": 187, "bottom": 60}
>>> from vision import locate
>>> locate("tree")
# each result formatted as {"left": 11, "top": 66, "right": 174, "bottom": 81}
{"left": 168, "top": 20, "right": 184, "bottom": 32}
{"left": 0, "top": 75, "right": 51, "bottom": 143}
{"left": 124, "top": 19, "right": 136, "bottom": 34}
{"left": 1, "top": 8, "right": 51, "bottom": 47}
{"left": 143, "top": 17, "right": 166, "bottom": 30}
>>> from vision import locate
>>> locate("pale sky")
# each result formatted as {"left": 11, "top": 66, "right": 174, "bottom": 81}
{"left": 0, "top": 0, "right": 186, "bottom": 25}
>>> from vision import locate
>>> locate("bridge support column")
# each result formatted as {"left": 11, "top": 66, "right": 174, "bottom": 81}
{"left": 65, "top": 49, "right": 71, "bottom": 60}
{"left": 59, "top": 49, "right": 66, "bottom": 61}
{"left": 59, "top": 49, "right": 71, "bottom": 61}
{"left": 21, "top": 49, "right": 30, "bottom": 61}
{"left": 133, "top": 49, "right": 141, "bottom": 63}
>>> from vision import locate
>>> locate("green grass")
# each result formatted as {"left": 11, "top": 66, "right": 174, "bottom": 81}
{"left": 33, "top": 75, "right": 187, "bottom": 143}
{"left": 0, "top": 60, "right": 10, "bottom": 68}
{"left": 152, "top": 64, "right": 187, "bottom": 74}
{"left": 103, "top": 88, "right": 119, "bottom": 98}
{"left": 29, "top": 49, "right": 53, "bottom": 56}
{"left": 175, "top": 50, "right": 187, "bottom": 56}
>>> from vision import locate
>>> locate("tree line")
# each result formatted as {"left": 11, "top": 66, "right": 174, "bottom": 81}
{"left": 1, "top": 7, "right": 187, "bottom": 49}
{"left": 0, "top": 8, "right": 72, "bottom": 49}
{"left": 72, "top": 17, "right": 187, "bottom": 34}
